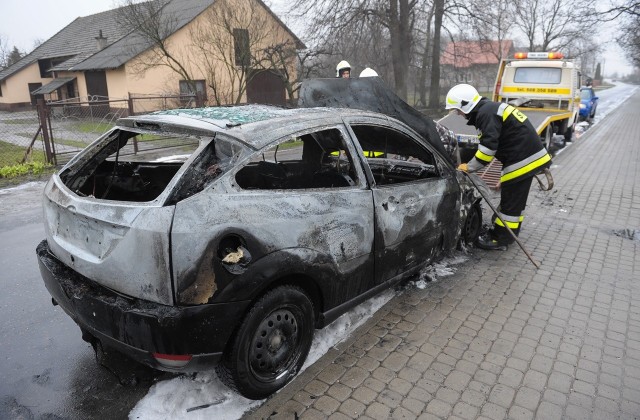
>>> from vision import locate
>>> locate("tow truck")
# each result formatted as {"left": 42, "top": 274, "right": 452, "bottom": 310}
{"left": 440, "top": 51, "right": 582, "bottom": 164}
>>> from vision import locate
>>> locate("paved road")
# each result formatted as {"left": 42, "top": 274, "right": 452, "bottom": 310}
{"left": 0, "top": 183, "right": 163, "bottom": 420}
{"left": 250, "top": 91, "right": 640, "bottom": 419}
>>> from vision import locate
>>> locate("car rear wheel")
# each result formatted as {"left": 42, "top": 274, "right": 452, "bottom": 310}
{"left": 216, "top": 285, "right": 314, "bottom": 400}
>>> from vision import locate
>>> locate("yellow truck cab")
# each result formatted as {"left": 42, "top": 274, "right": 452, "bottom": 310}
{"left": 440, "top": 51, "right": 581, "bottom": 162}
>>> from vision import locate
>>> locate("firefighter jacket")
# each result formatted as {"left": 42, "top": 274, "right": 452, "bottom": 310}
{"left": 465, "top": 98, "right": 552, "bottom": 184}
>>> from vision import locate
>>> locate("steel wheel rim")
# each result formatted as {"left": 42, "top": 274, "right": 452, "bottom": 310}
{"left": 249, "top": 307, "right": 301, "bottom": 383}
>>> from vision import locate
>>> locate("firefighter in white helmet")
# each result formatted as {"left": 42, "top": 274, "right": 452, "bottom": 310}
{"left": 445, "top": 83, "right": 552, "bottom": 251}
{"left": 336, "top": 61, "right": 351, "bottom": 78}
{"left": 359, "top": 67, "right": 378, "bottom": 77}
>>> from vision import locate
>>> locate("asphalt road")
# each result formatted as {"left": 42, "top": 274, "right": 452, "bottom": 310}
{"left": 0, "top": 183, "right": 166, "bottom": 420}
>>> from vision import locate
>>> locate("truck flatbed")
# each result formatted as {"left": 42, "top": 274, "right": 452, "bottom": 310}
{"left": 438, "top": 107, "right": 573, "bottom": 137}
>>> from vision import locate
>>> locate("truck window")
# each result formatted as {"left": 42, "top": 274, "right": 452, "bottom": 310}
{"left": 514, "top": 68, "right": 562, "bottom": 84}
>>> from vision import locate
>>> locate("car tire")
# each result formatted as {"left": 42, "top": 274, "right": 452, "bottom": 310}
{"left": 460, "top": 202, "right": 482, "bottom": 248}
{"left": 216, "top": 285, "right": 314, "bottom": 400}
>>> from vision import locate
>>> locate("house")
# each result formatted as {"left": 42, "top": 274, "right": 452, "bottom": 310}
{"left": 440, "top": 40, "right": 514, "bottom": 92}
{"left": 0, "top": 0, "right": 305, "bottom": 111}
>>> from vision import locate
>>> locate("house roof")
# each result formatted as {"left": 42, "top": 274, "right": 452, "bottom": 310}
{"left": 30, "top": 77, "right": 76, "bottom": 95}
{"left": 441, "top": 40, "right": 514, "bottom": 68}
{"left": 0, "top": 0, "right": 305, "bottom": 81}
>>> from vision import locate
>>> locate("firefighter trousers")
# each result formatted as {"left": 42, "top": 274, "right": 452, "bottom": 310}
{"left": 491, "top": 176, "right": 534, "bottom": 244}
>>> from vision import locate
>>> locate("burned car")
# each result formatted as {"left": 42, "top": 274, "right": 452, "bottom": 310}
{"left": 37, "top": 105, "right": 482, "bottom": 399}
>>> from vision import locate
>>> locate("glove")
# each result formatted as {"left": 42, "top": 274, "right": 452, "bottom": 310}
{"left": 457, "top": 163, "right": 468, "bottom": 172}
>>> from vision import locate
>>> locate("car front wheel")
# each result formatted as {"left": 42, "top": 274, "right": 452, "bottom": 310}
{"left": 216, "top": 285, "right": 314, "bottom": 400}
{"left": 461, "top": 202, "right": 482, "bottom": 247}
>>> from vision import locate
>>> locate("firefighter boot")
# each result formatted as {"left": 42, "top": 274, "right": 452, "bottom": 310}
{"left": 475, "top": 233, "right": 508, "bottom": 251}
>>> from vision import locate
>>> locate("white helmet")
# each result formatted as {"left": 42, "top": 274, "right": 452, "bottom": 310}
{"left": 336, "top": 60, "right": 351, "bottom": 77}
{"left": 359, "top": 67, "right": 379, "bottom": 77}
{"left": 445, "top": 84, "right": 481, "bottom": 114}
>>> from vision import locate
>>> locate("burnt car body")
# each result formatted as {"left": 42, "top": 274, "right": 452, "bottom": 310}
{"left": 37, "top": 104, "right": 482, "bottom": 399}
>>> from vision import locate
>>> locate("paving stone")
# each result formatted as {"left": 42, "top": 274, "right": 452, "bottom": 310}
{"left": 401, "top": 397, "right": 426, "bottom": 415}
{"left": 514, "top": 387, "right": 541, "bottom": 411}
{"left": 535, "top": 401, "right": 563, "bottom": 420}
{"left": 523, "top": 370, "right": 548, "bottom": 392}
{"left": 377, "top": 389, "right": 403, "bottom": 409}
{"left": 338, "top": 398, "right": 366, "bottom": 418}
{"left": 451, "top": 401, "right": 478, "bottom": 420}
{"left": 425, "top": 398, "right": 452, "bottom": 418}
{"left": 327, "top": 413, "right": 352, "bottom": 420}
{"left": 313, "top": 395, "right": 341, "bottom": 416}
{"left": 480, "top": 402, "right": 507, "bottom": 419}
{"left": 436, "top": 386, "right": 460, "bottom": 404}
{"left": 364, "top": 402, "right": 391, "bottom": 419}
{"left": 326, "top": 383, "right": 353, "bottom": 403}
{"left": 508, "top": 405, "right": 534, "bottom": 420}
{"left": 488, "top": 383, "right": 516, "bottom": 408}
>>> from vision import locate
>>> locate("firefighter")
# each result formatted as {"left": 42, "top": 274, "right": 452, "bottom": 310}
{"left": 445, "top": 83, "right": 552, "bottom": 251}
{"left": 336, "top": 60, "right": 351, "bottom": 78}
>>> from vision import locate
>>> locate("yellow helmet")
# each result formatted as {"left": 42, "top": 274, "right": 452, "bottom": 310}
{"left": 445, "top": 84, "right": 481, "bottom": 114}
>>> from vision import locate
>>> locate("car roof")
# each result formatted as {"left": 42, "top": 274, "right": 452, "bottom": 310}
{"left": 117, "top": 105, "right": 393, "bottom": 149}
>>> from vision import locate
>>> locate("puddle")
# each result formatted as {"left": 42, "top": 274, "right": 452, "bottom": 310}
{"left": 612, "top": 229, "right": 640, "bottom": 241}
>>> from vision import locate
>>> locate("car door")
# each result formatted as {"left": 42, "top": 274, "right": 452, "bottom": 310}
{"left": 345, "top": 117, "right": 460, "bottom": 284}
{"left": 170, "top": 124, "right": 377, "bottom": 309}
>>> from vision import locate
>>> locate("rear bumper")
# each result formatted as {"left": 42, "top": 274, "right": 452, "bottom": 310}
{"left": 36, "top": 240, "right": 250, "bottom": 372}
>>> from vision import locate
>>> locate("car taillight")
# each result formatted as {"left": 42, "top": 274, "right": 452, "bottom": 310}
{"left": 153, "top": 353, "right": 192, "bottom": 368}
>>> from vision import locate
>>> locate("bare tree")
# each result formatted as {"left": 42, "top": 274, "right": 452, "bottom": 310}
{"left": 0, "top": 35, "right": 9, "bottom": 69}
{"left": 618, "top": 13, "right": 640, "bottom": 67}
{"left": 415, "top": 1, "right": 436, "bottom": 107}
{"left": 428, "top": 0, "right": 444, "bottom": 107}
{"left": 597, "top": 1, "right": 640, "bottom": 70}
{"left": 600, "top": 0, "right": 640, "bottom": 18}
{"left": 510, "top": 0, "right": 584, "bottom": 51}
{"left": 288, "top": 0, "right": 419, "bottom": 100}
{"left": 191, "top": 0, "right": 300, "bottom": 105}
{"left": 258, "top": 41, "right": 328, "bottom": 105}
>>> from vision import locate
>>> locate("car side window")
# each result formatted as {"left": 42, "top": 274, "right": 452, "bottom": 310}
{"left": 350, "top": 124, "right": 440, "bottom": 186}
{"left": 235, "top": 128, "right": 359, "bottom": 190}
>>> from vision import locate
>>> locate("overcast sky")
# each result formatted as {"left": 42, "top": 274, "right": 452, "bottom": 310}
{"left": 0, "top": 0, "right": 635, "bottom": 76}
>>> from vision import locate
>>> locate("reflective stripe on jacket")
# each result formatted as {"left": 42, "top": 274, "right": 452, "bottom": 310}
{"left": 466, "top": 98, "right": 552, "bottom": 184}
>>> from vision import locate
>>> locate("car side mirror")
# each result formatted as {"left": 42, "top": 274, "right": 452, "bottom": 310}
{"left": 593, "top": 96, "right": 599, "bottom": 101}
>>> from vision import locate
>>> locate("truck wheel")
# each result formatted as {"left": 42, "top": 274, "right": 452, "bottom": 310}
{"left": 564, "top": 126, "right": 573, "bottom": 142}
{"left": 542, "top": 127, "right": 552, "bottom": 150}
{"left": 216, "top": 285, "right": 314, "bottom": 400}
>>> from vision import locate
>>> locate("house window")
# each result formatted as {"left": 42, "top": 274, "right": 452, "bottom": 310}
{"left": 233, "top": 28, "right": 250, "bottom": 67}
{"left": 0, "top": 84, "right": 3, "bottom": 97}
{"left": 179, "top": 80, "right": 207, "bottom": 101}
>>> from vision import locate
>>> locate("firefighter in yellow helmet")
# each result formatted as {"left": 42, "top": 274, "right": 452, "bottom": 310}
{"left": 445, "top": 83, "right": 552, "bottom": 251}
{"left": 336, "top": 60, "right": 351, "bottom": 78}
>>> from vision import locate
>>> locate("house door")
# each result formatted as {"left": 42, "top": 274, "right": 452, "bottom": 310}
{"left": 247, "top": 70, "right": 286, "bottom": 106}
{"left": 85, "top": 71, "right": 109, "bottom": 98}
